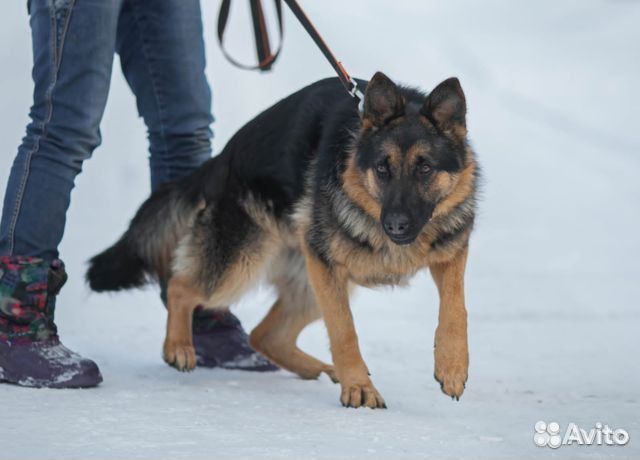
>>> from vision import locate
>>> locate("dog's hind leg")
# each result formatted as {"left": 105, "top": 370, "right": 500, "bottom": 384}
{"left": 163, "top": 275, "right": 207, "bottom": 371}
{"left": 250, "top": 292, "right": 337, "bottom": 382}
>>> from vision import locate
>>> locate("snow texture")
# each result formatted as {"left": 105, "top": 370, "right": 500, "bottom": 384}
{"left": 0, "top": 1, "right": 639, "bottom": 458}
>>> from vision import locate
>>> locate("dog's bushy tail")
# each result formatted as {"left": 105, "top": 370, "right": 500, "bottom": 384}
{"left": 86, "top": 236, "right": 148, "bottom": 292}
{"left": 86, "top": 184, "right": 194, "bottom": 292}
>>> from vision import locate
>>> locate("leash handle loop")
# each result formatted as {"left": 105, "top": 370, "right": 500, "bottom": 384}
{"left": 217, "top": 0, "right": 364, "bottom": 107}
{"left": 217, "top": 0, "right": 283, "bottom": 71}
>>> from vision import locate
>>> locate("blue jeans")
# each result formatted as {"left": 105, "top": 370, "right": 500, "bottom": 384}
{"left": 0, "top": 0, "right": 214, "bottom": 261}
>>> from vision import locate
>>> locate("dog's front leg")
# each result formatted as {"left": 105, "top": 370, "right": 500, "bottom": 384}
{"left": 303, "top": 246, "right": 386, "bottom": 409}
{"left": 163, "top": 275, "right": 200, "bottom": 372}
{"left": 430, "top": 246, "right": 469, "bottom": 400}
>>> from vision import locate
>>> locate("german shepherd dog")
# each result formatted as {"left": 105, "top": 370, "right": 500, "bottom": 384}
{"left": 87, "top": 72, "right": 479, "bottom": 409}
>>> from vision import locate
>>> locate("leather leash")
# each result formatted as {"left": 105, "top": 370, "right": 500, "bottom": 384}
{"left": 217, "top": 0, "right": 365, "bottom": 109}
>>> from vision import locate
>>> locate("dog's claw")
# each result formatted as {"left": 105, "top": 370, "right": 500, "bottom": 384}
{"left": 324, "top": 367, "right": 339, "bottom": 384}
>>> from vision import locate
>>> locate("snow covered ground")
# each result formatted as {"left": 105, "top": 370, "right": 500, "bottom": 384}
{"left": 1, "top": 1, "right": 639, "bottom": 458}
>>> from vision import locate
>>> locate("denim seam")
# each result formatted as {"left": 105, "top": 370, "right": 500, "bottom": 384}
{"left": 130, "top": 3, "right": 171, "bottom": 184}
{"left": 54, "top": 0, "right": 75, "bottom": 70}
{"left": 6, "top": 0, "right": 75, "bottom": 255}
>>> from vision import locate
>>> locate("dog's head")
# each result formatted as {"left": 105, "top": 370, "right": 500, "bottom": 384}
{"left": 347, "top": 72, "right": 469, "bottom": 245}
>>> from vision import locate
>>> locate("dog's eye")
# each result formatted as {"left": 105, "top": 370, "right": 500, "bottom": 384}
{"left": 418, "top": 163, "right": 432, "bottom": 176}
{"left": 376, "top": 163, "right": 390, "bottom": 177}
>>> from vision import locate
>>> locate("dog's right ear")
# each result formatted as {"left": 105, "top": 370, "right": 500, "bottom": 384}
{"left": 363, "top": 72, "right": 405, "bottom": 128}
{"left": 421, "top": 77, "right": 466, "bottom": 133}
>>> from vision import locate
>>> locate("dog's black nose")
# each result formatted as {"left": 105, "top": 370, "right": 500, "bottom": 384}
{"left": 383, "top": 212, "right": 410, "bottom": 237}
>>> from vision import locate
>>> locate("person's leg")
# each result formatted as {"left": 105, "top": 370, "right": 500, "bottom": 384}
{"left": 115, "top": 0, "right": 213, "bottom": 192}
{"left": 0, "top": 0, "right": 123, "bottom": 387}
{"left": 115, "top": 0, "right": 275, "bottom": 371}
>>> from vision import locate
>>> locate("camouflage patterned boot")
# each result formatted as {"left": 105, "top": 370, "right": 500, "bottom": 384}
{"left": 0, "top": 256, "right": 102, "bottom": 388}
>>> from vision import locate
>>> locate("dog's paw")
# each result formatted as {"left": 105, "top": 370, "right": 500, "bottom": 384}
{"left": 324, "top": 366, "right": 339, "bottom": 384}
{"left": 339, "top": 380, "right": 386, "bottom": 409}
{"left": 434, "top": 335, "right": 468, "bottom": 400}
{"left": 163, "top": 341, "right": 197, "bottom": 372}
{"left": 434, "top": 368, "right": 467, "bottom": 400}
{"left": 294, "top": 363, "right": 338, "bottom": 382}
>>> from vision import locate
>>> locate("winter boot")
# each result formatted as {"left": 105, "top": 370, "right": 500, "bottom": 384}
{"left": 192, "top": 307, "right": 278, "bottom": 372}
{"left": 0, "top": 256, "right": 102, "bottom": 388}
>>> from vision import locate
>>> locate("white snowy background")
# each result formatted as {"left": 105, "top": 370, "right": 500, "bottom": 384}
{"left": 1, "top": 1, "right": 639, "bottom": 459}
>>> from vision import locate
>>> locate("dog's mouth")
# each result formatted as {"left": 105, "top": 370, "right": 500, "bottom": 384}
{"left": 386, "top": 233, "right": 418, "bottom": 246}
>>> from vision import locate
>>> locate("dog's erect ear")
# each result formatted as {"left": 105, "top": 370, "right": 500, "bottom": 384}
{"left": 363, "top": 72, "right": 405, "bottom": 127}
{"left": 421, "top": 77, "right": 466, "bottom": 132}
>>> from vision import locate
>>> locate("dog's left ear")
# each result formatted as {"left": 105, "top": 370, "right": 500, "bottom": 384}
{"left": 421, "top": 77, "right": 466, "bottom": 133}
{"left": 363, "top": 72, "right": 405, "bottom": 128}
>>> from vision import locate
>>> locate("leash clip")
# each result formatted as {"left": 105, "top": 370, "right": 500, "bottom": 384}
{"left": 349, "top": 78, "right": 365, "bottom": 113}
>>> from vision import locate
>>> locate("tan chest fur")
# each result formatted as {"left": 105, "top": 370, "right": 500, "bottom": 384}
{"left": 292, "top": 193, "right": 470, "bottom": 290}
{"left": 328, "top": 225, "right": 444, "bottom": 287}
